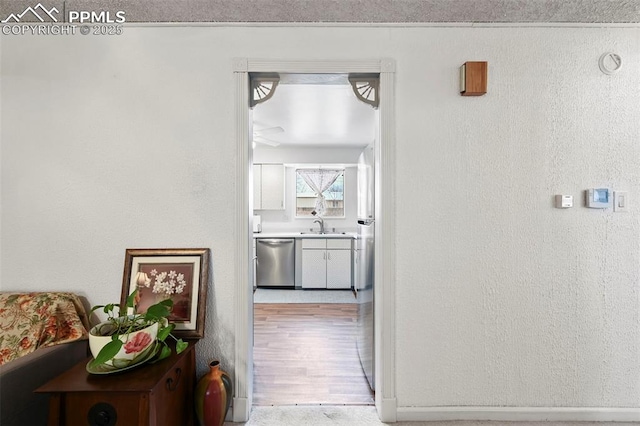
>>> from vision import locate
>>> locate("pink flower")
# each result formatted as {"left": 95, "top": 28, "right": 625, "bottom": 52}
{"left": 19, "top": 337, "right": 32, "bottom": 350}
{"left": 0, "top": 348, "right": 12, "bottom": 365}
{"left": 124, "top": 332, "right": 152, "bottom": 354}
{"left": 18, "top": 297, "right": 32, "bottom": 311}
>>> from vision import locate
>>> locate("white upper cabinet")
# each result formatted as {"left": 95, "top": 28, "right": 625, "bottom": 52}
{"left": 253, "top": 163, "right": 284, "bottom": 210}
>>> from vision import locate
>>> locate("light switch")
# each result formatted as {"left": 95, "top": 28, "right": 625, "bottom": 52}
{"left": 614, "top": 191, "right": 629, "bottom": 212}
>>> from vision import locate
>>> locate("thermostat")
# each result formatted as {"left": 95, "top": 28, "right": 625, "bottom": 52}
{"left": 586, "top": 188, "right": 611, "bottom": 209}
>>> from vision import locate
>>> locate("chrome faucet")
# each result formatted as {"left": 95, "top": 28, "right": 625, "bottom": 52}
{"left": 313, "top": 218, "right": 325, "bottom": 234}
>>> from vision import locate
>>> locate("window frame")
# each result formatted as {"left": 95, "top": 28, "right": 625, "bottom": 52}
{"left": 294, "top": 168, "right": 346, "bottom": 219}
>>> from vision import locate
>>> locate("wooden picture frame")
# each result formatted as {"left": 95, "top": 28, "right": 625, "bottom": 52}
{"left": 121, "top": 248, "right": 209, "bottom": 339}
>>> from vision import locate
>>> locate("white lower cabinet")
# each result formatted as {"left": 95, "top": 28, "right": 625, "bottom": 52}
{"left": 326, "top": 249, "right": 351, "bottom": 289}
{"left": 301, "top": 249, "right": 327, "bottom": 289}
{"left": 301, "top": 238, "right": 352, "bottom": 289}
{"left": 252, "top": 239, "right": 257, "bottom": 289}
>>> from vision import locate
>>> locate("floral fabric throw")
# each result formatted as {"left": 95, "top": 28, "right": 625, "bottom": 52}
{"left": 0, "top": 292, "right": 89, "bottom": 365}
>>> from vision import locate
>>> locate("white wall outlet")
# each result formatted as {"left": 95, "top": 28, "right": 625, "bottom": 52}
{"left": 555, "top": 194, "right": 573, "bottom": 208}
{"left": 614, "top": 191, "right": 629, "bottom": 212}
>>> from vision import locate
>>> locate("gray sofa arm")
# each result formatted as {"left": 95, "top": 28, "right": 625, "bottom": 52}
{"left": 0, "top": 339, "right": 89, "bottom": 426}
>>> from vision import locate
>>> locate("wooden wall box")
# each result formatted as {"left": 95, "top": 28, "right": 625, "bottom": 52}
{"left": 36, "top": 342, "right": 196, "bottom": 426}
{"left": 460, "top": 61, "right": 487, "bottom": 96}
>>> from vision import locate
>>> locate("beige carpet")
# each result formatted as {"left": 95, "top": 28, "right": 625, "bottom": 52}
{"left": 226, "top": 406, "right": 639, "bottom": 425}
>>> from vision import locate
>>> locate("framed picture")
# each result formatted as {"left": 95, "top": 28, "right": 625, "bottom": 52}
{"left": 121, "top": 248, "right": 210, "bottom": 339}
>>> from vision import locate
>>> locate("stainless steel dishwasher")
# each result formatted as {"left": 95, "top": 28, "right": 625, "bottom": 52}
{"left": 256, "top": 238, "right": 295, "bottom": 287}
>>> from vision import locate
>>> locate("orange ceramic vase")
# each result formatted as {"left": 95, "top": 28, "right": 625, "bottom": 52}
{"left": 195, "top": 360, "right": 232, "bottom": 426}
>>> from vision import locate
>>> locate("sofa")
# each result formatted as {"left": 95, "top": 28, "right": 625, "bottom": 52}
{"left": 0, "top": 292, "right": 91, "bottom": 426}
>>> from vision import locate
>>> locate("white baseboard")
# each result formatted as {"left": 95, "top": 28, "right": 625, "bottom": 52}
{"left": 232, "top": 397, "right": 250, "bottom": 422}
{"left": 396, "top": 406, "right": 640, "bottom": 422}
{"left": 378, "top": 397, "right": 398, "bottom": 423}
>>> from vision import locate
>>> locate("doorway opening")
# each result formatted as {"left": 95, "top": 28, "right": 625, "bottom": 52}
{"left": 233, "top": 59, "right": 396, "bottom": 423}
{"left": 250, "top": 73, "right": 377, "bottom": 406}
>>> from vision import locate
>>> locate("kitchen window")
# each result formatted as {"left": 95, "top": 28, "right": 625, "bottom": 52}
{"left": 296, "top": 169, "right": 344, "bottom": 218}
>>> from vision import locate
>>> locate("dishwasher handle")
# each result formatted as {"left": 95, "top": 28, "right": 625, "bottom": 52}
{"left": 257, "top": 239, "right": 295, "bottom": 245}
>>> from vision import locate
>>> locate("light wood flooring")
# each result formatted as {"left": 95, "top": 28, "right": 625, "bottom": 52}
{"left": 253, "top": 303, "right": 374, "bottom": 406}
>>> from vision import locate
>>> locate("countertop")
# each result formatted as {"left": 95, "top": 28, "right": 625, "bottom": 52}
{"left": 253, "top": 232, "right": 357, "bottom": 239}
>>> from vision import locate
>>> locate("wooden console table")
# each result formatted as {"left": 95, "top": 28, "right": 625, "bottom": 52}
{"left": 36, "top": 341, "right": 197, "bottom": 426}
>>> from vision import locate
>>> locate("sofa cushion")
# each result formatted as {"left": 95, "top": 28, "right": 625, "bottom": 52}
{"left": 0, "top": 292, "right": 89, "bottom": 365}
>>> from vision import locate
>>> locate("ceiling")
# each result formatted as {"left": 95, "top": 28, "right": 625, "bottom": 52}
{"left": 252, "top": 75, "right": 377, "bottom": 149}
{"left": 2, "top": 0, "right": 638, "bottom": 22}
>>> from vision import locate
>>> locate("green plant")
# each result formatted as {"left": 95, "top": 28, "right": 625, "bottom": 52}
{"left": 89, "top": 289, "right": 187, "bottom": 367}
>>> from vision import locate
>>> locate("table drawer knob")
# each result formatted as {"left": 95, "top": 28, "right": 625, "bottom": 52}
{"left": 87, "top": 402, "right": 117, "bottom": 426}
{"left": 166, "top": 367, "right": 182, "bottom": 391}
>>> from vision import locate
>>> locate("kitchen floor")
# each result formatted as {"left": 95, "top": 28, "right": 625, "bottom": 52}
{"left": 253, "top": 288, "right": 356, "bottom": 304}
{"left": 253, "top": 302, "right": 374, "bottom": 406}
{"left": 227, "top": 407, "right": 639, "bottom": 426}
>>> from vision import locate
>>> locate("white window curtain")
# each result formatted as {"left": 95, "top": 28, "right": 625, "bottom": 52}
{"left": 298, "top": 169, "right": 342, "bottom": 216}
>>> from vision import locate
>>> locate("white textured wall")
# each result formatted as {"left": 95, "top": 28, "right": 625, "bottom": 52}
{"left": 1, "top": 29, "right": 240, "bottom": 372}
{"left": 394, "top": 27, "right": 640, "bottom": 408}
{"left": 1, "top": 25, "right": 638, "bottom": 410}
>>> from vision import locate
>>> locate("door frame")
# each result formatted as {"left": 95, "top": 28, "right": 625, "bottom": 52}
{"left": 233, "top": 58, "right": 397, "bottom": 422}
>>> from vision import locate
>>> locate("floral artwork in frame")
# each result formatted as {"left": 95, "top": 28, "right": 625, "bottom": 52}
{"left": 120, "top": 248, "right": 209, "bottom": 339}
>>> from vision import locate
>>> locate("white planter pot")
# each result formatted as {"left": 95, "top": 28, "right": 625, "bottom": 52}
{"left": 89, "top": 315, "right": 159, "bottom": 367}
